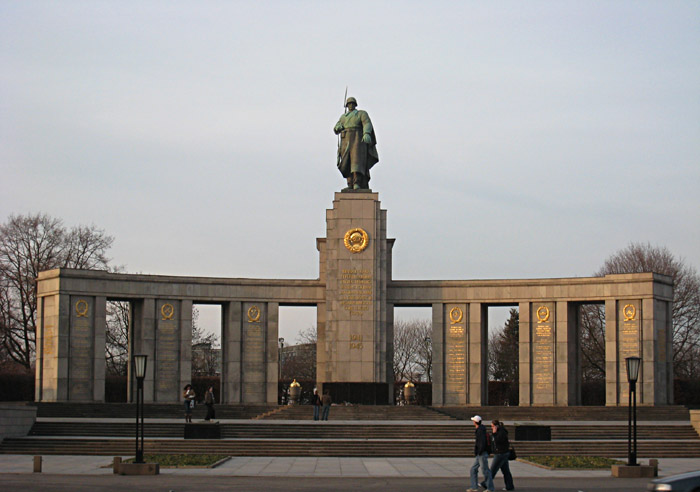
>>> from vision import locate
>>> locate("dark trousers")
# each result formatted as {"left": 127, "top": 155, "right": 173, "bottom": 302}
{"left": 205, "top": 403, "right": 215, "bottom": 421}
{"left": 490, "top": 452, "right": 514, "bottom": 490}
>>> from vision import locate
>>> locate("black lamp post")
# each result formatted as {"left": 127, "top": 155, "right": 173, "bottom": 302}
{"left": 133, "top": 354, "right": 147, "bottom": 464}
{"left": 625, "top": 356, "right": 641, "bottom": 466}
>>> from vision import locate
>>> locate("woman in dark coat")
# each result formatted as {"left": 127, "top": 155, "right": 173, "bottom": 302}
{"left": 489, "top": 420, "right": 515, "bottom": 491}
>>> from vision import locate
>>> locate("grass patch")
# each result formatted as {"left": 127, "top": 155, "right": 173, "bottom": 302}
{"left": 125, "top": 454, "right": 229, "bottom": 468}
{"left": 522, "top": 456, "right": 625, "bottom": 469}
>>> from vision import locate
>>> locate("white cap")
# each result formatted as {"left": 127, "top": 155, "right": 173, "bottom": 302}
{"left": 471, "top": 415, "right": 482, "bottom": 423}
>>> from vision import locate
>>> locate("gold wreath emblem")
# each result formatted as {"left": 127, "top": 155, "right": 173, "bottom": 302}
{"left": 75, "top": 299, "right": 89, "bottom": 318}
{"left": 536, "top": 306, "right": 550, "bottom": 323}
{"left": 247, "top": 305, "right": 261, "bottom": 323}
{"left": 449, "top": 307, "right": 463, "bottom": 324}
{"left": 161, "top": 303, "right": 174, "bottom": 320}
{"left": 344, "top": 228, "right": 369, "bottom": 253}
{"left": 623, "top": 304, "right": 636, "bottom": 321}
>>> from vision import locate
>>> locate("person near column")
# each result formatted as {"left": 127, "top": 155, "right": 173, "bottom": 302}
{"left": 488, "top": 420, "right": 515, "bottom": 490}
{"left": 204, "top": 385, "right": 216, "bottom": 422}
{"left": 321, "top": 389, "right": 332, "bottom": 421}
{"left": 312, "top": 388, "right": 322, "bottom": 421}
{"left": 468, "top": 415, "right": 494, "bottom": 492}
{"left": 183, "top": 384, "right": 196, "bottom": 423}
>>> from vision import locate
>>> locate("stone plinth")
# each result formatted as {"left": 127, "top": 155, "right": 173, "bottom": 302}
{"left": 317, "top": 191, "right": 393, "bottom": 398}
{"left": 118, "top": 463, "right": 160, "bottom": 475}
{"left": 611, "top": 464, "right": 655, "bottom": 478}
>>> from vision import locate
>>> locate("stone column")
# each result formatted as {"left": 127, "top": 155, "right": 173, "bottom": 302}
{"left": 241, "top": 302, "right": 268, "bottom": 403}
{"left": 153, "top": 299, "right": 183, "bottom": 402}
{"left": 431, "top": 303, "right": 445, "bottom": 406}
{"left": 178, "top": 300, "right": 193, "bottom": 399}
{"left": 468, "top": 303, "right": 486, "bottom": 405}
{"left": 319, "top": 192, "right": 391, "bottom": 392}
{"left": 67, "top": 295, "right": 96, "bottom": 401}
{"left": 518, "top": 302, "right": 532, "bottom": 406}
{"left": 266, "top": 302, "right": 279, "bottom": 404}
{"left": 93, "top": 296, "right": 107, "bottom": 402}
{"left": 36, "top": 293, "right": 70, "bottom": 401}
{"left": 131, "top": 298, "right": 156, "bottom": 403}
{"left": 530, "top": 301, "right": 556, "bottom": 405}
{"left": 437, "top": 303, "right": 468, "bottom": 405}
{"left": 607, "top": 298, "right": 673, "bottom": 406}
{"left": 221, "top": 301, "right": 242, "bottom": 403}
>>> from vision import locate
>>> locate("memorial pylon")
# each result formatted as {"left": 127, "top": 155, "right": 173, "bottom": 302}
{"left": 316, "top": 191, "right": 394, "bottom": 403}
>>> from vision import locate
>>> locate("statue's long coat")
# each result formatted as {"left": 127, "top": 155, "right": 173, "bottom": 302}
{"left": 335, "top": 109, "right": 379, "bottom": 180}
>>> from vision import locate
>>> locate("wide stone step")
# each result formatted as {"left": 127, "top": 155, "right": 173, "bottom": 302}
{"left": 2, "top": 437, "right": 699, "bottom": 458}
{"left": 28, "top": 422, "right": 699, "bottom": 441}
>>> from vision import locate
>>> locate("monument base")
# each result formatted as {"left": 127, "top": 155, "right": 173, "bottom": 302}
{"left": 184, "top": 422, "right": 221, "bottom": 439}
{"left": 118, "top": 463, "right": 160, "bottom": 475}
{"left": 323, "top": 383, "right": 390, "bottom": 405}
{"left": 611, "top": 464, "right": 656, "bottom": 478}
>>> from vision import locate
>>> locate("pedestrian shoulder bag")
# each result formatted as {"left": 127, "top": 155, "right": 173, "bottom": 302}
{"left": 508, "top": 446, "right": 517, "bottom": 461}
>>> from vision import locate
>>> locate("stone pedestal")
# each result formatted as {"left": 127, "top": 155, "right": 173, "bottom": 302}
{"left": 118, "top": 463, "right": 160, "bottom": 475}
{"left": 317, "top": 191, "right": 393, "bottom": 399}
{"left": 611, "top": 464, "right": 656, "bottom": 478}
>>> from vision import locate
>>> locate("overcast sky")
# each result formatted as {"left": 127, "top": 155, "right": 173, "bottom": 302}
{"left": 2, "top": 1, "right": 699, "bottom": 341}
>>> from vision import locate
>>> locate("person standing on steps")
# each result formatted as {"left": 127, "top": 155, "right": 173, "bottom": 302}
{"left": 468, "top": 415, "right": 494, "bottom": 492}
{"left": 321, "top": 389, "right": 332, "bottom": 421}
{"left": 204, "top": 385, "right": 216, "bottom": 422}
{"left": 312, "top": 388, "right": 322, "bottom": 421}
{"left": 183, "top": 384, "right": 196, "bottom": 423}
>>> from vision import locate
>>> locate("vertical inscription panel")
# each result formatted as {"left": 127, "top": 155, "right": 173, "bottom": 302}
{"left": 444, "top": 304, "right": 467, "bottom": 405}
{"left": 69, "top": 296, "right": 94, "bottom": 400}
{"left": 242, "top": 303, "right": 266, "bottom": 402}
{"left": 155, "top": 301, "right": 179, "bottom": 401}
{"left": 531, "top": 302, "right": 555, "bottom": 405}
{"left": 618, "top": 300, "right": 641, "bottom": 402}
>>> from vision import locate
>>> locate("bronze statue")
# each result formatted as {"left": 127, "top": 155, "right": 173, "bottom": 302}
{"left": 334, "top": 97, "right": 378, "bottom": 190}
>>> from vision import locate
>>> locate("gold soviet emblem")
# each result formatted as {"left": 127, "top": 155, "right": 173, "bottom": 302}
{"left": 449, "top": 307, "right": 463, "bottom": 324}
{"left": 247, "top": 305, "right": 261, "bottom": 323}
{"left": 623, "top": 304, "right": 636, "bottom": 321}
{"left": 161, "top": 303, "right": 174, "bottom": 320}
{"left": 75, "top": 300, "right": 89, "bottom": 318}
{"left": 536, "top": 306, "right": 550, "bottom": 323}
{"left": 344, "top": 228, "right": 369, "bottom": 253}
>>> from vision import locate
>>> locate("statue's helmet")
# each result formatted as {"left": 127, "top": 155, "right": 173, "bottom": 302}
{"left": 345, "top": 97, "right": 357, "bottom": 107}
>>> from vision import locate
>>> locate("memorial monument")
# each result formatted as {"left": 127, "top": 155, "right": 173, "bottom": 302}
{"left": 34, "top": 97, "right": 674, "bottom": 407}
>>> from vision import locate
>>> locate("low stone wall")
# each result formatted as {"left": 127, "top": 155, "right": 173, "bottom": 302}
{"left": 0, "top": 403, "right": 36, "bottom": 441}
{"left": 691, "top": 410, "right": 700, "bottom": 436}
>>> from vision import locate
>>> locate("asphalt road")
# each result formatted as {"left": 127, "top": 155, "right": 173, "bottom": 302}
{"left": 0, "top": 474, "right": 653, "bottom": 491}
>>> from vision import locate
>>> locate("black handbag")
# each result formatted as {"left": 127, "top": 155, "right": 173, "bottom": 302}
{"left": 508, "top": 447, "right": 517, "bottom": 461}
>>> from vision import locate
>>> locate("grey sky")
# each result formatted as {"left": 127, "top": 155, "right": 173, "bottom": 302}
{"left": 2, "top": 1, "right": 699, "bottom": 341}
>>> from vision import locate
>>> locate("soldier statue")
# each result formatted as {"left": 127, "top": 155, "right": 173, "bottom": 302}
{"left": 334, "top": 97, "right": 378, "bottom": 190}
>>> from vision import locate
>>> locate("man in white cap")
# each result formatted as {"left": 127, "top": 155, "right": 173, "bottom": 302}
{"left": 468, "top": 415, "right": 494, "bottom": 492}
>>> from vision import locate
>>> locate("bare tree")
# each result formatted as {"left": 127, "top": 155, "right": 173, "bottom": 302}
{"left": 105, "top": 300, "right": 129, "bottom": 376}
{"left": 579, "top": 304, "right": 606, "bottom": 381}
{"left": 296, "top": 325, "right": 317, "bottom": 345}
{"left": 594, "top": 242, "right": 700, "bottom": 380}
{"left": 393, "top": 318, "right": 431, "bottom": 382}
{"left": 191, "top": 307, "right": 220, "bottom": 376}
{"left": 0, "top": 213, "right": 113, "bottom": 368}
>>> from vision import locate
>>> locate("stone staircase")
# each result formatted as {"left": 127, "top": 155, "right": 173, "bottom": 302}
{"left": 2, "top": 404, "right": 698, "bottom": 458}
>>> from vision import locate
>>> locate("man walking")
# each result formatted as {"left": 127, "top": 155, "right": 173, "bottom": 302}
{"left": 312, "top": 388, "right": 322, "bottom": 421}
{"left": 469, "top": 415, "right": 494, "bottom": 492}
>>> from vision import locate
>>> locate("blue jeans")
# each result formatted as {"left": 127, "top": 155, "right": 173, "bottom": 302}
{"left": 470, "top": 452, "right": 494, "bottom": 491}
{"left": 313, "top": 406, "right": 320, "bottom": 421}
{"left": 490, "top": 452, "right": 514, "bottom": 490}
{"left": 321, "top": 405, "right": 330, "bottom": 420}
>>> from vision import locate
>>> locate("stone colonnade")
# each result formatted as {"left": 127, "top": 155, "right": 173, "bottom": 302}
{"left": 35, "top": 192, "right": 674, "bottom": 406}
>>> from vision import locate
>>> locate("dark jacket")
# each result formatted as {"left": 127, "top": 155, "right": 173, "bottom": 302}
{"left": 312, "top": 393, "right": 322, "bottom": 406}
{"left": 492, "top": 426, "right": 510, "bottom": 454}
{"left": 474, "top": 423, "right": 489, "bottom": 456}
